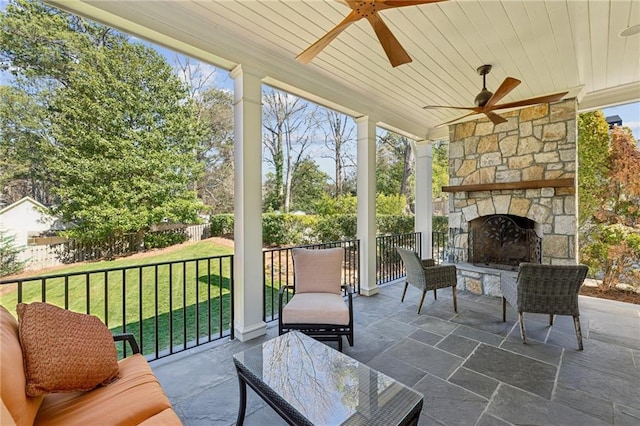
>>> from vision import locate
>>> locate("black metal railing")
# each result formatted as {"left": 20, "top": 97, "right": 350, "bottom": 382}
{"left": 376, "top": 232, "right": 422, "bottom": 285}
{"left": 262, "top": 240, "right": 360, "bottom": 323}
{"left": 376, "top": 231, "right": 450, "bottom": 285}
{"left": 432, "top": 231, "right": 448, "bottom": 264}
{"left": 0, "top": 255, "right": 233, "bottom": 361}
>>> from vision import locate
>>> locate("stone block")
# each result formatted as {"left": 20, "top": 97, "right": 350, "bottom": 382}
{"left": 529, "top": 203, "right": 551, "bottom": 224}
{"left": 495, "top": 117, "right": 518, "bottom": 133}
{"left": 564, "top": 196, "right": 576, "bottom": 214}
{"left": 519, "top": 121, "right": 532, "bottom": 137}
{"left": 448, "top": 212, "right": 462, "bottom": 228}
{"left": 543, "top": 142, "right": 558, "bottom": 152}
{"left": 449, "top": 141, "right": 464, "bottom": 159}
{"left": 477, "top": 198, "right": 495, "bottom": 217}
{"left": 534, "top": 151, "right": 560, "bottom": 163}
{"left": 483, "top": 274, "right": 501, "bottom": 297}
{"left": 496, "top": 169, "right": 521, "bottom": 183}
{"left": 494, "top": 195, "right": 511, "bottom": 214}
{"left": 552, "top": 199, "right": 564, "bottom": 215}
{"left": 465, "top": 136, "right": 480, "bottom": 156}
{"left": 541, "top": 188, "right": 555, "bottom": 197}
{"left": 462, "top": 204, "right": 479, "bottom": 221}
{"left": 522, "top": 165, "right": 544, "bottom": 180}
{"left": 499, "top": 135, "right": 519, "bottom": 156}
{"left": 478, "top": 134, "right": 499, "bottom": 153}
{"left": 533, "top": 124, "right": 542, "bottom": 139}
{"left": 475, "top": 121, "right": 495, "bottom": 136}
{"left": 544, "top": 170, "right": 564, "bottom": 179}
{"left": 547, "top": 163, "right": 563, "bottom": 170}
{"left": 457, "top": 159, "right": 478, "bottom": 177}
{"left": 480, "top": 167, "right": 496, "bottom": 184}
{"left": 508, "top": 155, "right": 534, "bottom": 169}
{"left": 480, "top": 152, "right": 502, "bottom": 167}
{"left": 550, "top": 99, "right": 576, "bottom": 122}
{"left": 554, "top": 215, "right": 576, "bottom": 235}
{"left": 559, "top": 149, "right": 575, "bottom": 162}
{"left": 567, "top": 119, "right": 576, "bottom": 144}
{"left": 525, "top": 189, "right": 541, "bottom": 198}
{"left": 466, "top": 277, "right": 483, "bottom": 295}
{"left": 543, "top": 235, "right": 569, "bottom": 258}
{"left": 542, "top": 122, "right": 566, "bottom": 141}
{"left": 510, "top": 198, "right": 531, "bottom": 216}
{"left": 517, "top": 137, "right": 543, "bottom": 155}
{"left": 520, "top": 104, "right": 549, "bottom": 121}
{"left": 463, "top": 170, "right": 481, "bottom": 185}
{"left": 455, "top": 121, "right": 476, "bottom": 139}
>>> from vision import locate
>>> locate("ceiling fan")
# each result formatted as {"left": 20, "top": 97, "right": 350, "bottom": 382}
{"left": 424, "top": 65, "right": 569, "bottom": 126}
{"left": 296, "top": 0, "right": 446, "bottom": 68}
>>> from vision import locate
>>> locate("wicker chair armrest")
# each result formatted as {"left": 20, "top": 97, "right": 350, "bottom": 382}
{"left": 421, "top": 259, "right": 436, "bottom": 268}
{"left": 113, "top": 333, "right": 140, "bottom": 354}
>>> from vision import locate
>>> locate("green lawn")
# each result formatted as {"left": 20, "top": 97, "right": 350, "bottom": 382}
{"left": 0, "top": 240, "right": 242, "bottom": 358}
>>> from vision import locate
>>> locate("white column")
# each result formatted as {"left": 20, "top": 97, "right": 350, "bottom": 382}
{"left": 356, "top": 116, "right": 379, "bottom": 296}
{"left": 414, "top": 141, "right": 433, "bottom": 259}
{"left": 231, "top": 65, "right": 266, "bottom": 341}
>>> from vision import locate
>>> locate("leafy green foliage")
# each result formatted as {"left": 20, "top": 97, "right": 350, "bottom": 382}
{"left": 0, "top": 227, "right": 25, "bottom": 277}
{"left": 209, "top": 214, "right": 234, "bottom": 238}
{"left": 376, "top": 215, "right": 414, "bottom": 235}
{"left": 376, "top": 194, "right": 407, "bottom": 215}
{"left": 431, "top": 141, "right": 449, "bottom": 200}
{"left": 1, "top": 0, "right": 207, "bottom": 242}
{"left": 577, "top": 111, "right": 610, "bottom": 226}
{"left": 313, "top": 194, "right": 357, "bottom": 215}
{"left": 143, "top": 230, "right": 188, "bottom": 250}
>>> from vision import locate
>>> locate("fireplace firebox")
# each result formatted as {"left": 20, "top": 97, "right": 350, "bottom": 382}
{"left": 468, "top": 214, "right": 541, "bottom": 271}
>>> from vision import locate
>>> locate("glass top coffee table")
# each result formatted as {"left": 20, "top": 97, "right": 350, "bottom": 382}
{"left": 233, "top": 331, "right": 423, "bottom": 425}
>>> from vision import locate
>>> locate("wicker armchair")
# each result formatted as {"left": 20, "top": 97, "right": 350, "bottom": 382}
{"left": 396, "top": 247, "right": 458, "bottom": 314}
{"left": 501, "top": 263, "right": 588, "bottom": 350}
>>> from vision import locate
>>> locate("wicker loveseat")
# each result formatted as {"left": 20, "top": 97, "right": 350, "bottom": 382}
{"left": 0, "top": 304, "right": 181, "bottom": 425}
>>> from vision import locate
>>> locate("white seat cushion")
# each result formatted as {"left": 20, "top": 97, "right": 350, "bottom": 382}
{"left": 282, "top": 293, "right": 349, "bottom": 326}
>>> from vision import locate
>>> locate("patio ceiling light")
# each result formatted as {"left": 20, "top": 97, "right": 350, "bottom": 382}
{"left": 619, "top": 24, "right": 640, "bottom": 37}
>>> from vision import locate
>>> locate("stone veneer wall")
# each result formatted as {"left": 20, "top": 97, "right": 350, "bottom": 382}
{"left": 447, "top": 98, "right": 579, "bottom": 294}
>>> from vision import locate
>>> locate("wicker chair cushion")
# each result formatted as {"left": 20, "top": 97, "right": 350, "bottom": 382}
{"left": 282, "top": 293, "right": 350, "bottom": 325}
{"left": 292, "top": 248, "right": 343, "bottom": 294}
{"left": 17, "top": 302, "right": 119, "bottom": 396}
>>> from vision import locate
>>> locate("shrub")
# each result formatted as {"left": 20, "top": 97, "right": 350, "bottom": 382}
{"left": 433, "top": 215, "right": 448, "bottom": 233}
{"left": 143, "top": 230, "right": 188, "bottom": 250}
{"left": 377, "top": 215, "right": 414, "bottom": 235}
{"left": 210, "top": 214, "right": 234, "bottom": 238}
{"left": 0, "top": 228, "right": 26, "bottom": 277}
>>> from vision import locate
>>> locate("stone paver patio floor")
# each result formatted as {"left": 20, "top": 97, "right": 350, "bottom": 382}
{"left": 152, "top": 281, "right": 640, "bottom": 425}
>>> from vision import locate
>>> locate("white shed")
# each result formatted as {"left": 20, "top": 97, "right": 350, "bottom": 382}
{"left": 0, "top": 197, "right": 59, "bottom": 247}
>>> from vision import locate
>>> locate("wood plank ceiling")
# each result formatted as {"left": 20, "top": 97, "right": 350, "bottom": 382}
{"left": 46, "top": 0, "right": 640, "bottom": 140}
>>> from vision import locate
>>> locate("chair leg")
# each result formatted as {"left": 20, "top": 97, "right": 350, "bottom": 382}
{"left": 401, "top": 282, "right": 409, "bottom": 302}
{"left": 452, "top": 286, "right": 457, "bottom": 312}
{"left": 549, "top": 314, "right": 554, "bottom": 326}
{"left": 573, "top": 316, "right": 584, "bottom": 351}
{"left": 417, "top": 290, "right": 427, "bottom": 314}
{"left": 338, "top": 336, "right": 343, "bottom": 352}
{"left": 518, "top": 312, "right": 527, "bottom": 344}
{"left": 433, "top": 288, "right": 437, "bottom": 300}
{"left": 502, "top": 297, "right": 506, "bottom": 322}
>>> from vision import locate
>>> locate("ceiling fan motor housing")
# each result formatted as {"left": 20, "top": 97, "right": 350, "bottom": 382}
{"left": 475, "top": 89, "right": 493, "bottom": 107}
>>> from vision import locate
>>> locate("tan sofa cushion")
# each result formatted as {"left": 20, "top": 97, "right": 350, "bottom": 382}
{"left": 0, "top": 305, "right": 43, "bottom": 426}
{"left": 138, "top": 408, "right": 183, "bottom": 425}
{"left": 292, "top": 248, "right": 343, "bottom": 294}
{"left": 35, "top": 354, "right": 176, "bottom": 426}
{"left": 282, "top": 293, "right": 350, "bottom": 325}
{"left": 17, "top": 302, "right": 119, "bottom": 396}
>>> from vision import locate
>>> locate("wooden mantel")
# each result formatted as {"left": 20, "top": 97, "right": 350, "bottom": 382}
{"left": 442, "top": 178, "right": 575, "bottom": 193}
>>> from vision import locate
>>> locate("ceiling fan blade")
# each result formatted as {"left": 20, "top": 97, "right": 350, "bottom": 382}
{"left": 296, "top": 10, "right": 360, "bottom": 64}
{"left": 483, "top": 77, "right": 521, "bottom": 109}
{"left": 424, "top": 105, "right": 481, "bottom": 111}
{"left": 485, "top": 111, "right": 508, "bottom": 125}
{"left": 366, "top": 13, "right": 411, "bottom": 67}
{"left": 491, "top": 91, "right": 569, "bottom": 110}
{"left": 436, "top": 111, "right": 479, "bottom": 127}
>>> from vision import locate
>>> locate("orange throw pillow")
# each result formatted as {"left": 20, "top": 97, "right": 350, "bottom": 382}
{"left": 17, "top": 302, "right": 119, "bottom": 396}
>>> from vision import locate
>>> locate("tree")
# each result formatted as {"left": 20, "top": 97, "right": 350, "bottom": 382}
{"left": 0, "top": 227, "right": 25, "bottom": 277}
{"left": 376, "top": 131, "right": 414, "bottom": 212}
{"left": 581, "top": 126, "right": 640, "bottom": 288}
{"left": 322, "top": 110, "right": 355, "bottom": 197}
{"left": 290, "top": 159, "right": 330, "bottom": 213}
{"left": 431, "top": 140, "right": 449, "bottom": 200}
{"left": 1, "top": 0, "right": 207, "bottom": 242}
{"left": 577, "top": 111, "right": 610, "bottom": 226}
{"left": 262, "top": 88, "right": 319, "bottom": 213}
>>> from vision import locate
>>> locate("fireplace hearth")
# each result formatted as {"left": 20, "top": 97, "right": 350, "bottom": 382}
{"left": 468, "top": 214, "right": 541, "bottom": 271}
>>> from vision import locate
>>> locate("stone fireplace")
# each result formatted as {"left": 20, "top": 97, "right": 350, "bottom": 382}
{"left": 445, "top": 99, "right": 579, "bottom": 296}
